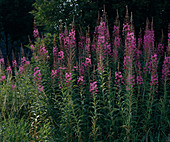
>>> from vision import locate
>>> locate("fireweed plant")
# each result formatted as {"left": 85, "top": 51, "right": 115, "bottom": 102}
{"left": 0, "top": 8, "right": 169, "bottom": 142}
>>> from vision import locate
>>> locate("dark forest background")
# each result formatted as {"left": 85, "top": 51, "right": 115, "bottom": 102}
{"left": 0, "top": 0, "right": 169, "bottom": 63}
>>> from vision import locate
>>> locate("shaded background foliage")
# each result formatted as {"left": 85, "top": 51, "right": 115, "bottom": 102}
{"left": 0, "top": 0, "right": 169, "bottom": 62}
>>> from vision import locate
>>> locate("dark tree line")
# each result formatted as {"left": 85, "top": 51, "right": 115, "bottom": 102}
{"left": 0, "top": 0, "right": 169, "bottom": 61}
{"left": 0, "top": 0, "right": 34, "bottom": 61}
{"left": 32, "top": 0, "right": 169, "bottom": 42}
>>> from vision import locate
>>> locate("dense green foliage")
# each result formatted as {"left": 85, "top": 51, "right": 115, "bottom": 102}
{"left": 0, "top": 10, "right": 169, "bottom": 141}
{"left": 0, "top": 1, "right": 169, "bottom": 141}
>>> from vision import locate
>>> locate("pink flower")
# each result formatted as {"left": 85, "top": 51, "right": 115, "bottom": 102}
{"left": 59, "top": 66, "right": 66, "bottom": 70}
{"left": 53, "top": 46, "right": 58, "bottom": 56}
{"left": 40, "top": 45, "right": 49, "bottom": 59}
{"left": 65, "top": 72, "right": 72, "bottom": 83}
{"left": 19, "top": 65, "right": 24, "bottom": 73}
{"left": 114, "top": 71, "right": 124, "bottom": 87}
{"left": 7, "top": 66, "right": 12, "bottom": 74}
{"left": 38, "top": 85, "right": 43, "bottom": 92}
{"left": 90, "top": 81, "right": 98, "bottom": 93}
{"left": 77, "top": 76, "right": 85, "bottom": 84}
{"left": 21, "top": 57, "right": 27, "bottom": 64}
{"left": 33, "top": 29, "right": 39, "bottom": 38}
{"left": 162, "top": 55, "right": 170, "bottom": 80}
{"left": 1, "top": 76, "right": 6, "bottom": 81}
{"left": 73, "top": 66, "right": 78, "bottom": 69}
{"left": 58, "top": 51, "right": 64, "bottom": 60}
{"left": 34, "top": 56, "right": 38, "bottom": 60}
{"left": 31, "top": 44, "right": 35, "bottom": 51}
{"left": 11, "top": 84, "right": 16, "bottom": 90}
{"left": 136, "top": 76, "right": 143, "bottom": 85}
{"left": 85, "top": 58, "right": 91, "bottom": 66}
{"left": 12, "top": 60, "right": 17, "bottom": 67}
{"left": 34, "top": 66, "right": 39, "bottom": 71}
{"left": 150, "top": 54, "right": 158, "bottom": 91}
{"left": 34, "top": 70, "right": 41, "bottom": 81}
{"left": 51, "top": 69, "right": 59, "bottom": 79}
{"left": 25, "top": 61, "right": 30, "bottom": 65}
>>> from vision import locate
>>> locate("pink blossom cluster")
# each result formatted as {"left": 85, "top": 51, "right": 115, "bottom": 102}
{"left": 150, "top": 54, "right": 158, "bottom": 91}
{"left": 69, "top": 29, "right": 76, "bottom": 47}
{"left": 90, "top": 81, "right": 98, "bottom": 93}
{"left": 58, "top": 51, "right": 64, "bottom": 60}
{"left": 1, "top": 75, "right": 6, "bottom": 81}
{"left": 135, "top": 49, "right": 142, "bottom": 61}
{"left": 40, "top": 45, "right": 49, "bottom": 59}
{"left": 143, "top": 29, "right": 154, "bottom": 57}
{"left": 157, "top": 43, "right": 164, "bottom": 55}
{"left": 112, "top": 25, "right": 120, "bottom": 61}
{"left": 126, "top": 75, "right": 135, "bottom": 91}
{"left": 136, "top": 62, "right": 143, "bottom": 85}
{"left": 77, "top": 76, "right": 85, "bottom": 85}
{"left": 113, "top": 25, "right": 119, "bottom": 37}
{"left": 63, "top": 29, "right": 76, "bottom": 50}
{"left": 72, "top": 66, "right": 78, "bottom": 71}
{"left": 97, "top": 63, "right": 104, "bottom": 73}
{"left": 21, "top": 57, "right": 27, "bottom": 64}
{"left": 65, "top": 72, "right": 72, "bottom": 83}
{"left": 85, "top": 57, "right": 91, "bottom": 66}
{"left": 38, "top": 85, "right": 43, "bottom": 92}
{"left": 122, "top": 23, "right": 130, "bottom": 35}
{"left": 19, "top": 65, "right": 24, "bottom": 73}
{"left": 31, "top": 44, "right": 35, "bottom": 51}
{"left": 51, "top": 69, "right": 59, "bottom": 79}
{"left": 124, "top": 31, "right": 136, "bottom": 61}
{"left": 53, "top": 46, "right": 58, "bottom": 57}
{"left": 11, "top": 84, "right": 16, "bottom": 91}
{"left": 33, "top": 67, "right": 43, "bottom": 92}
{"left": 123, "top": 56, "right": 132, "bottom": 70}
{"left": 7, "top": 66, "right": 12, "bottom": 74}
{"left": 114, "top": 72, "right": 124, "bottom": 87}
{"left": 162, "top": 55, "right": 170, "bottom": 80}
{"left": 33, "top": 67, "right": 42, "bottom": 81}
{"left": 59, "top": 66, "right": 66, "bottom": 70}
{"left": 78, "top": 36, "right": 85, "bottom": 49}
{"left": 80, "top": 62, "right": 85, "bottom": 74}
{"left": 59, "top": 33, "right": 64, "bottom": 41}
{"left": 12, "top": 60, "right": 17, "bottom": 67}
{"left": 97, "top": 21, "right": 111, "bottom": 55}
{"left": 114, "top": 37, "right": 120, "bottom": 49}
{"left": 136, "top": 76, "right": 143, "bottom": 85}
{"left": 33, "top": 29, "right": 39, "bottom": 38}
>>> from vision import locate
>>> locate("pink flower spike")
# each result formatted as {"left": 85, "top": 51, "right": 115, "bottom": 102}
{"left": 77, "top": 76, "right": 85, "bottom": 84}
{"left": 33, "top": 29, "right": 39, "bottom": 38}
{"left": 21, "top": 57, "right": 26, "bottom": 64}
{"left": 90, "top": 81, "right": 98, "bottom": 93}
{"left": 59, "top": 67, "right": 66, "bottom": 70}
{"left": 7, "top": 66, "right": 12, "bottom": 74}
{"left": 19, "top": 65, "right": 24, "bottom": 73}
{"left": 31, "top": 44, "right": 35, "bottom": 51}
{"left": 11, "top": 84, "right": 16, "bottom": 90}
{"left": 34, "top": 66, "right": 39, "bottom": 71}
{"left": 1, "top": 76, "right": 6, "bottom": 81}
{"left": 12, "top": 60, "right": 17, "bottom": 67}
{"left": 38, "top": 85, "right": 43, "bottom": 92}
{"left": 58, "top": 51, "right": 64, "bottom": 59}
